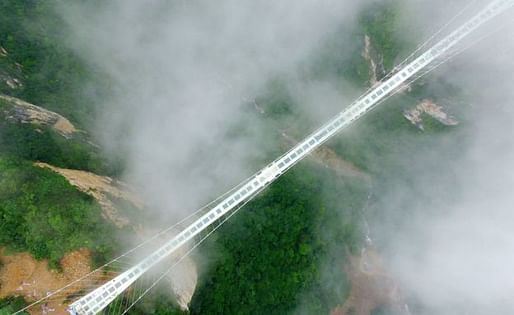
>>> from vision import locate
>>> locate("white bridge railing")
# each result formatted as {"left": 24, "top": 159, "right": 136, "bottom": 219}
{"left": 68, "top": 1, "right": 514, "bottom": 314}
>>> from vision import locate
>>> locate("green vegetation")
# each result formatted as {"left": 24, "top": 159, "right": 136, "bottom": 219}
{"left": 0, "top": 0, "right": 121, "bottom": 176}
{"left": 0, "top": 118, "right": 109, "bottom": 177}
{"left": 190, "top": 163, "right": 367, "bottom": 315}
{"left": 308, "top": 0, "right": 407, "bottom": 87}
{"left": 123, "top": 285, "right": 189, "bottom": 315}
{"left": 0, "top": 0, "right": 461, "bottom": 313}
{"left": 308, "top": 26, "right": 370, "bottom": 88}
{"left": 190, "top": 5, "right": 418, "bottom": 312}
{"left": 239, "top": 3, "right": 466, "bottom": 312}
{"left": 360, "top": 0, "right": 406, "bottom": 72}
{"left": 371, "top": 306, "right": 396, "bottom": 315}
{"left": 0, "top": 297, "right": 29, "bottom": 315}
{"left": 0, "top": 157, "right": 117, "bottom": 268}
{"left": 0, "top": 0, "right": 106, "bottom": 126}
{"left": 258, "top": 79, "right": 295, "bottom": 118}
{"left": 328, "top": 83, "right": 462, "bottom": 177}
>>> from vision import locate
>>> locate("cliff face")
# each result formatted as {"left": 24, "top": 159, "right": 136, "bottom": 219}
{"left": 362, "top": 35, "right": 386, "bottom": 88}
{"left": 404, "top": 99, "right": 459, "bottom": 130}
{"left": 167, "top": 256, "right": 198, "bottom": 311}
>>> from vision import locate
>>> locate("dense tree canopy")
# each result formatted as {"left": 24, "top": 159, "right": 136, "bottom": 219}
{"left": 0, "top": 110, "right": 112, "bottom": 174}
{"left": 0, "top": 297, "right": 29, "bottom": 315}
{"left": 0, "top": 0, "right": 105, "bottom": 126}
{"left": 0, "top": 157, "right": 117, "bottom": 268}
{"left": 190, "top": 163, "right": 366, "bottom": 315}
{"left": 0, "top": 0, "right": 429, "bottom": 313}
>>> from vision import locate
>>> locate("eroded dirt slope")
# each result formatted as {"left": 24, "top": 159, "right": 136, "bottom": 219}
{"left": 0, "top": 248, "right": 91, "bottom": 315}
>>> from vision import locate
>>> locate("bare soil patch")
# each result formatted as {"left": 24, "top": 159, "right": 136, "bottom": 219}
{"left": 0, "top": 248, "right": 91, "bottom": 315}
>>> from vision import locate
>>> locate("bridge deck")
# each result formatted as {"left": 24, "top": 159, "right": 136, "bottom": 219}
{"left": 69, "top": 1, "right": 514, "bottom": 314}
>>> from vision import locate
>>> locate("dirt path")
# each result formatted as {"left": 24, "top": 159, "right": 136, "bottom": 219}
{"left": 0, "top": 248, "right": 92, "bottom": 315}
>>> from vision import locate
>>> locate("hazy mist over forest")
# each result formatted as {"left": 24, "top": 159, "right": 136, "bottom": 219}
{"left": 59, "top": 0, "right": 370, "bottom": 220}
{"left": 56, "top": 1, "right": 514, "bottom": 314}
{"left": 368, "top": 1, "right": 514, "bottom": 314}
{"left": 385, "top": 41, "right": 514, "bottom": 315}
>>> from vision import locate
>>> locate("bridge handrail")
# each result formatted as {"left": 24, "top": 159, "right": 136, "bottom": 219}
{"left": 69, "top": 1, "right": 514, "bottom": 314}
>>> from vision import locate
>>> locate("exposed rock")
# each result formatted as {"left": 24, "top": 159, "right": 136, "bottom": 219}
{"left": 312, "top": 144, "right": 371, "bottom": 182}
{"left": 33, "top": 162, "right": 198, "bottom": 309}
{"left": 137, "top": 225, "right": 199, "bottom": 310}
{"left": 2, "top": 76, "right": 22, "bottom": 89}
{"left": 0, "top": 94, "right": 77, "bottom": 137}
{"left": 403, "top": 99, "right": 459, "bottom": 130}
{"left": 166, "top": 256, "right": 198, "bottom": 311}
{"left": 362, "top": 35, "right": 386, "bottom": 87}
{"left": 34, "top": 162, "right": 141, "bottom": 228}
{"left": 252, "top": 99, "right": 265, "bottom": 114}
{"left": 362, "top": 36, "right": 415, "bottom": 94}
{"left": 280, "top": 131, "right": 370, "bottom": 181}
{"left": 363, "top": 35, "right": 378, "bottom": 87}
{"left": 330, "top": 249, "right": 409, "bottom": 315}
{"left": 0, "top": 47, "right": 23, "bottom": 90}
{"left": 241, "top": 96, "right": 265, "bottom": 115}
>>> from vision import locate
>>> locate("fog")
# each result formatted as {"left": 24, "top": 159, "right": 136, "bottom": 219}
{"left": 370, "top": 1, "right": 514, "bottom": 314}
{"left": 57, "top": 0, "right": 514, "bottom": 313}
{"left": 59, "top": 0, "right": 368, "bottom": 222}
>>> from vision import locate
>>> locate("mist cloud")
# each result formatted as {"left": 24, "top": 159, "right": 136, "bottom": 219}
{"left": 58, "top": 0, "right": 369, "bottom": 221}
{"left": 373, "top": 2, "right": 514, "bottom": 314}
{"left": 56, "top": 1, "right": 514, "bottom": 313}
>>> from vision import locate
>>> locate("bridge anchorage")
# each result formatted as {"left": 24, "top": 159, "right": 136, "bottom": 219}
{"left": 11, "top": 1, "right": 514, "bottom": 314}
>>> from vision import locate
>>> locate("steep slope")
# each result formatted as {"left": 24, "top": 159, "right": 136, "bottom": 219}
{"left": 0, "top": 94, "right": 115, "bottom": 175}
{"left": 0, "top": 94, "right": 77, "bottom": 137}
{"left": 34, "top": 162, "right": 140, "bottom": 228}
{"left": 0, "top": 46, "right": 22, "bottom": 91}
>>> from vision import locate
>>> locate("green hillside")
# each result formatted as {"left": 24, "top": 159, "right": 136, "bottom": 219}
{"left": 0, "top": 1, "right": 463, "bottom": 314}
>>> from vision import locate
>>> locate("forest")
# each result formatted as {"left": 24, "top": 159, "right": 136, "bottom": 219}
{"left": 0, "top": 0, "right": 425, "bottom": 314}
{"left": 0, "top": 157, "right": 117, "bottom": 269}
{"left": 0, "top": 0, "right": 105, "bottom": 126}
{"left": 189, "top": 163, "right": 367, "bottom": 314}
